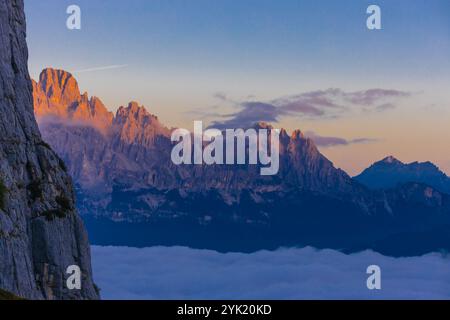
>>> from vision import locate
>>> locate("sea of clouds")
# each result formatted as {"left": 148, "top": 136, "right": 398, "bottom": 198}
{"left": 91, "top": 246, "right": 450, "bottom": 300}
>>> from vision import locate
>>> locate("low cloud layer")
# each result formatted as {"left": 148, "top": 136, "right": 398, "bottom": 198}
{"left": 91, "top": 246, "right": 450, "bottom": 300}
{"left": 210, "top": 88, "right": 411, "bottom": 129}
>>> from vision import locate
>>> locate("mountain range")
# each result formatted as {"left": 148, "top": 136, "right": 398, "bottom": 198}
{"left": 355, "top": 156, "right": 450, "bottom": 194}
{"left": 33, "top": 68, "right": 450, "bottom": 256}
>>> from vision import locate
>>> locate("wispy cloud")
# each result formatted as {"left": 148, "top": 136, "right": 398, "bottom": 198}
{"left": 210, "top": 102, "right": 280, "bottom": 129}
{"left": 305, "top": 131, "right": 378, "bottom": 147}
{"left": 345, "top": 89, "right": 411, "bottom": 106}
{"left": 375, "top": 103, "right": 396, "bottom": 112}
{"left": 73, "top": 64, "right": 129, "bottom": 73}
{"left": 213, "top": 92, "right": 231, "bottom": 103}
{"left": 208, "top": 88, "right": 411, "bottom": 129}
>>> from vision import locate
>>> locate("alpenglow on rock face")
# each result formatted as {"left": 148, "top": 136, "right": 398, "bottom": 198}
{"left": 33, "top": 68, "right": 114, "bottom": 133}
{"left": 0, "top": 0, "right": 98, "bottom": 299}
{"left": 34, "top": 68, "right": 360, "bottom": 195}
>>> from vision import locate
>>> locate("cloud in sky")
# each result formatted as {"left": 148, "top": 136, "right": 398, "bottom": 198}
{"left": 213, "top": 92, "right": 233, "bottom": 103}
{"left": 375, "top": 103, "right": 397, "bottom": 112}
{"left": 210, "top": 102, "right": 280, "bottom": 129}
{"left": 346, "top": 89, "right": 411, "bottom": 106}
{"left": 91, "top": 246, "right": 450, "bottom": 300}
{"left": 305, "top": 131, "right": 378, "bottom": 147}
{"left": 210, "top": 88, "right": 411, "bottom": 129}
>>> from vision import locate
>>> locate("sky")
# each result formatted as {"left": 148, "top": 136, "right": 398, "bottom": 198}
{"left": 24, "top": 0, "right": 450, "bottom": 175}
{"left": 91, "top": 246, "right": 450, "bottom": 299}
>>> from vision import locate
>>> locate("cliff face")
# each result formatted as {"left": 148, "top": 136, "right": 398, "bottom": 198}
{"left": 0, "top": 0, "right": 98, "bottom": 299}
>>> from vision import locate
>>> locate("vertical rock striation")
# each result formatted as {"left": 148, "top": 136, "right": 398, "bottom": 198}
{"left": 0, "top": 0, "right": 98, "bottom": 299}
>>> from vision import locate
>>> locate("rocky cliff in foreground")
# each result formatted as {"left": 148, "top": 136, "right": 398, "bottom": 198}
{"left": 0, "top": 0, "right": 98, "bottom": 299}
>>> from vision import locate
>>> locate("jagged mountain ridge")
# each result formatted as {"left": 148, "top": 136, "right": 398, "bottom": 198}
{"left": 0, "top": 0, "right": 98, "bottom": 299}
{"left": 355, "top": 156, "right": 450, "bottom": 194}
{"left": 34, "top": 68, "right": 365, "bottom": 201}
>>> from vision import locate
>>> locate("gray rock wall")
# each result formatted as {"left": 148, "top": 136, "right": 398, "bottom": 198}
{"left": 0, "top": 0, "right": 99, "bottom": 299}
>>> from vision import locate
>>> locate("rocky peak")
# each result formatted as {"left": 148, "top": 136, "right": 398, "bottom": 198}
{"left": 290, "top": 129, "right": 305, "bottom": 140}
{"left": 379, "top": 156, "right": 403, "bottom": 165}
{"left": 33, "top": 68, "right": 113, "bottom": 132}
{"left": 253, "top": 122, "right": 273, "bottom": 130}
{"left": 113, "top": 101, "right": 170, "bottom": 146}
{"left": 115, "top": 101, "right": 156, "bottom": 123}
{"left": 38, "top": 68, "right": 81, "bottom": 106}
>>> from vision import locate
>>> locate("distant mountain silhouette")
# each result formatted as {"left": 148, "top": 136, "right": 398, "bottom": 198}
{"left": 355, "top": 156, "right": 450, "bottom": 194}
{"left": 33, "top": 68, "right": 450, "bottom": 256}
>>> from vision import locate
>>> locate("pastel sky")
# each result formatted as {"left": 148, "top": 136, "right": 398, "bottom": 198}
{"left": 25, "top": 0, "right": 450, "bottom": 175}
